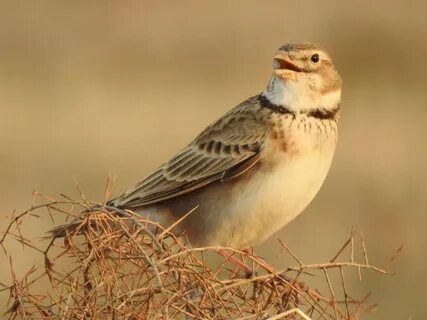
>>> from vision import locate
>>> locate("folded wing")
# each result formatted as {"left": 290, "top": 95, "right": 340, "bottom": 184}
{"left": 110, "top": 95, "right": 268, "bottom": 208}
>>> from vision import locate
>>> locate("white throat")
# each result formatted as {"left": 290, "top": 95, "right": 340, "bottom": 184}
{"left": 263, "top": 75, "right": 341, "bottom": 112}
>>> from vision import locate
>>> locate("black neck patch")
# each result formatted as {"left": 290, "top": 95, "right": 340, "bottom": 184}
{"left": 257, "top": 94, "right": 294, "bottom": 115}
{"left": 258, "top": 94, "right": 340, "bottom": 120}
{"left": 304, "top": 105, "right": 340, "bottom": 120}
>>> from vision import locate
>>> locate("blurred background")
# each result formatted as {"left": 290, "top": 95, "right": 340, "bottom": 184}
{"left": 0, "top": 0, "right": 426, "bottom": 318}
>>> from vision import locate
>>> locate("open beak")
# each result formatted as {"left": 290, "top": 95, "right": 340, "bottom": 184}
{"left": 273, "top": 52, "right": 302, "bottom": 80}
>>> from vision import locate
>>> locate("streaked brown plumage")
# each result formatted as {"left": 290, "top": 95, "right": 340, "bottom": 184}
{"left": 109, "top": 42, "right": 342, "bottom": 248}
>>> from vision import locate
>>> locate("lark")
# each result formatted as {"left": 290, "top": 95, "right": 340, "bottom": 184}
{"left": 109, "top": 42, "right": 342, "bottom": 250}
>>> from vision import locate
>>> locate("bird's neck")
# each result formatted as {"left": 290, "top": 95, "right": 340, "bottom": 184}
{"left": 262, "top": 75, "right": 341, "bottom": 114}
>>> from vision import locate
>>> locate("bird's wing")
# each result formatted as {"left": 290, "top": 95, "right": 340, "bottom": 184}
{"left": 110, "top": 95, "right": 269, "bottom": 208}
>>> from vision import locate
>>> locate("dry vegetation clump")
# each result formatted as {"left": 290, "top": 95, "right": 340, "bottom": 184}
{"left": 0, "top": 190, "right": 390, "bottom": 320}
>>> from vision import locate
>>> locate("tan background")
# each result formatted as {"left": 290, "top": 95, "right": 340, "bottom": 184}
{"left": 1, "top": 1, "right": 426, "bottom": 318}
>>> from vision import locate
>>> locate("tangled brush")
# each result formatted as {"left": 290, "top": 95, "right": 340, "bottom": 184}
{"left": 0, "top": 190, "right": 391, "bottom": 319}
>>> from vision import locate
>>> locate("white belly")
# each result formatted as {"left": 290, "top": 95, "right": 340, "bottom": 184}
{"left": 144, "top": 117, "right": 338, "bottom": 248}
{"left": 204, "top": 119, "right": 337, "bottom": 247}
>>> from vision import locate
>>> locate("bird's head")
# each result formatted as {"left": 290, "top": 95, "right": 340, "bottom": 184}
{"left": 265, "top": 42, "right": 342, "bottom": 111}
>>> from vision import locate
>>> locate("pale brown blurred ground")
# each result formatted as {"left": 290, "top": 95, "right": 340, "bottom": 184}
{"left": 0, "top": 1, "right": 426, "bottom": 318}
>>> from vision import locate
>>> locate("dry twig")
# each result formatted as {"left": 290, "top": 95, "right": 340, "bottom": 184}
{"left": 0, "top": 191, "right": 390, "bottom": 319}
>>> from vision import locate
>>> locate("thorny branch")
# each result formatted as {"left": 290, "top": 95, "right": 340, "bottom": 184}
{"left": 0, "top": 189, "right": 395, "bottom": 319}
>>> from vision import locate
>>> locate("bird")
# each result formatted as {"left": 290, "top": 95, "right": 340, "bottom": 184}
{"left": 108, "top": 42, "right": 342, "bottom": 252}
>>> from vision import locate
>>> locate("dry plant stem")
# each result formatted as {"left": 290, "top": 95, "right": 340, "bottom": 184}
{"left": 330, "top": 236, "right": 352, "bottom": 263}
{"left": 158, "top": 205, "right": 199, "bottom": 239}
{"left": 360, "top": 231, "right": 369, "bottom": 265}
{"left": 217, "top": 249, "right": 253, "bottom": 274}
{"left": 1, "top": 192, "right": 392, "bottom": 320}
{"left": 288, "top": 262, "right": 388, "bottom": 275}
{"left": 265, "top": 308, "right": 312, "bottom": 320}
{"left": 279, "top": 239, "right": 303, "bottom": 267}
{"left": 0, "top": 200, "right": 90, "bottom": 249}
{"left": 323, "top": 268, "right": 338, "bottom": 320}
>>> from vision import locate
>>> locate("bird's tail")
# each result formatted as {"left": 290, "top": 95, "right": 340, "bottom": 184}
{"left": 47, "top": 204, "right": 150, "bottom": 239}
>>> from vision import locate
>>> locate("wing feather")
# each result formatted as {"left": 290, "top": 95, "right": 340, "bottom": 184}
{"left": 110, "top": 95, "right": 269, "bottom": 208}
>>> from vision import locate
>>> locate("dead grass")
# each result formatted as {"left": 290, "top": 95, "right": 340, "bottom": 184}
{"left": 0, "top": 187, "right": 390, "bottom": 319}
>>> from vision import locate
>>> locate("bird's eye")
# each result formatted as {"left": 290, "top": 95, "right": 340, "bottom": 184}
{"left": 311, "top": 54, "right": 320, "bottom": 63}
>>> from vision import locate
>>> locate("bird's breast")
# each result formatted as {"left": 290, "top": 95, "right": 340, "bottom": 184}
{"left": 267, "top": 113, "right": 338, "bottom": 158}
{"left": 204, "top": 115, "right": 338, "bottom": 247}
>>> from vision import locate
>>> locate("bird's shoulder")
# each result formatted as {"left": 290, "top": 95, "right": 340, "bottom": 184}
{"left": 110, "top": 94, "right": 278, "bottom": 208}
{"left": 193, "top": 94, "right": 272, "bottom": 147}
